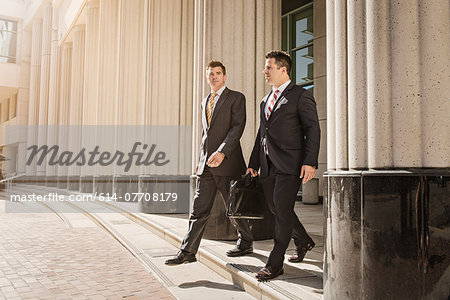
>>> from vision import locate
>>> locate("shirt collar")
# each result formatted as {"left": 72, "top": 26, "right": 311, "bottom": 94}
{"left": 272, "top": 80, "right": 291, "bottom": 95}
{"left": 211, "top": 85, "right": 226, "bottom": 97}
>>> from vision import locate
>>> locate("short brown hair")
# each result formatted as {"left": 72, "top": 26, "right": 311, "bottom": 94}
{"left": 265, "top": 51, "right": 292, "bottom": 74}
{"left": 206, "top": 60, "right": 226, "bottom": 75}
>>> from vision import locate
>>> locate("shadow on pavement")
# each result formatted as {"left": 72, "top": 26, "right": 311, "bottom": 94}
{"left": 178, "top": 280, "right": 244, "bottom": 291}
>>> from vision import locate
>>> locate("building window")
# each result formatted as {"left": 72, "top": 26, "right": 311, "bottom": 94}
{"left": 0, "top": 19, "right": 18, "bottom": 63}
{"left": 282, "top": 2, "right": 313, "bottom": 92}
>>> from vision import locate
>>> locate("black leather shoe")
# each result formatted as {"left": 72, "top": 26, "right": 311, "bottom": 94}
{"left": 226, "top": 245, "right": 253, "bottom": 257}
{"left": 165, "top": 251, "right": 196, "bottom": 265}
{"left": 288, "top": 241, "right": 315, "bottom": 263}
{"left": 255, "top": 266, "right": 284, "bottom": 281}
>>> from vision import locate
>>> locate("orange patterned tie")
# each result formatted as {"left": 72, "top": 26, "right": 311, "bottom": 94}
{"left": 206, "top": 93, "right": 218, "bottom": 125}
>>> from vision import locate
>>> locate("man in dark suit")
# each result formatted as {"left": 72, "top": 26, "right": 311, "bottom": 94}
{"left": 247, "top": 51, "right": 320, "bottom": 280}
{"left": 165, "top": 61, "right": 253, "bottom": 265}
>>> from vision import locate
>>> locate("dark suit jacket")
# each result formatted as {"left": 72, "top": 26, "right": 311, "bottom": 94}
{"left": 197, "top": 87, "right": 247, "bottom": 176}
{"left": 249, "top": 82, "right": 320, "bottom": 177}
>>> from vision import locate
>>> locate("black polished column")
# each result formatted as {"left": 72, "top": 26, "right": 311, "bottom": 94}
{"left": 324, "top": 169, "right": 450, "bottom": 300}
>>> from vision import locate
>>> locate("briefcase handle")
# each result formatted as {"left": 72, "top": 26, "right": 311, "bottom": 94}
{"left": 241, "top": 172, "right": 258, "bottom": 186}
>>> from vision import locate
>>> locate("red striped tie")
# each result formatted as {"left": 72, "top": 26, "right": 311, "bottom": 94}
{"left": 266, "top": 89, "right": 280, "bottom": 119}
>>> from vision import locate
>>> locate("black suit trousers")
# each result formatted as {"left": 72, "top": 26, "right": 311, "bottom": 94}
{"left": 180, "top": 167, "right": 253, "bottom": 254}
{"left": 261, "top": 159, "right": 314, "bottom": 271}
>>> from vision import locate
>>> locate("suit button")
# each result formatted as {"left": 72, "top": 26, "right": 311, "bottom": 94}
{"left": 265, "top": 127, "right": 268, "bottom": 131}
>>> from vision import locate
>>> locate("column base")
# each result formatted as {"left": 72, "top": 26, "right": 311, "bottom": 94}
{"left": 113, "top": 175, "right": 139, "bottom": 202}
{"left": 80, "top": 176, "right": 94, "bottom": 193}
{"left": 93, "top": 176, "right": 113, "bottom": 194}
{"left": 57, "top": 176, "right": 68, "bottom": 189}
{"left": 45, "top": 176, "right": 58, "bottom": 187}
{"left": 138, "top": 175, "right": 190, "bottom": 213}
{"left": 323, "top": 169, "right": 450, "bottom": 300}
{"left": 67, "top": 176, "right": 80, "bottom": 191}
{"left": 35, "top": 176, "right": 46, "bottom": 186}
{"left": 19, "top": 175, "right": 37, "bottom": 185}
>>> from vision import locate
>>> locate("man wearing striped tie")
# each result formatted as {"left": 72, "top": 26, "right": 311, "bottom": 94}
{"left": 166, "top": 61, "right": 253, "bottom": 265}
{"left": 247, "top": 51, "right": 320, "bottom": 280}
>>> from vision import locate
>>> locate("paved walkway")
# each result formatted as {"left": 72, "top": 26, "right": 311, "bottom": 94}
{"left": 0, "top": 184, "right": 324, "bottom": 299}
{"left": 0, "top": 204, "right": 175, "bottom": 299}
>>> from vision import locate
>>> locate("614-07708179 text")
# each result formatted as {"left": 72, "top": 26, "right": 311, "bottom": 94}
{"left": 97, "top": 192, "right": 178, "bottom": 202}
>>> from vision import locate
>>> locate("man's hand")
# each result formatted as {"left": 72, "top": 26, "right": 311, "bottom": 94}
{"left": 207, "top": 151, "right": 225, "bottom": 167}
{"left": 300, "top": 165, "right": 316, "bottom": 183}
{"left": 246, "top": 168, "right": 258, "bottom": 177}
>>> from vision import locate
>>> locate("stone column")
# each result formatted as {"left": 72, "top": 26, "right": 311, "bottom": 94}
{"left": 80, "top": 0, "right": 100, "bottom": 193}
{"left": 17, "top": 143, "right": 27, "bottom": 175}
{"left": 144, "top": 0, "right": 194, "bottom": 175}
{"left": 25, "top": 19, "right": 42, "bottom": 178}
{"left": 366, "top": 1, "right": 393, "bottom": 168}
{"left": 97, "top": 0, "right": 119, "bottom": 127}
{"left": 3, "top": 146, "right": 17, "bottom": 177}
{"left": 56, "top": 43, "right": 72, "bottom": 188}
{"left": 326, "top": 0, "right": 335, "bottom": 171}
{"left": 420, "top": 0, "right": 449, "bottom": 167}
{"left": 347, "top": 0, "right": 366, "bottom": 169}
{"left": 113, "top": 0, "right": 145, "bottom": 199}
{"left": 16, "top": 28, "right": 31, "bottom": 175}
{"left": 45, "top": 7, "right": 60, "bottom": 187}
{"left": 192, "top": 0, "right": 280, "bottom": 165}
{"left": 139, "top": 0, "right": 195, "bottom": 212}
{"left": 67, "top": 25, "right": 85, "bottom": 190}
{"left": 36, "top": 3, "right": 52, "bottom": 180}
{"left": 190, "top": 0, "right": 280, "bottom": 239}
{"left": 93, "top": 0, "right": 119, "bottom": 194}
{"left": 324, "top": 0, "right": 450, "bottom": 299}
{"left": 314, "top": 0, "right": 327, "bottom": 195}
{"left": 333, "top": 0, "right": 347, "bottom": 170}
{"left": 178, "top": 0, "right": 195, "bottom": 175}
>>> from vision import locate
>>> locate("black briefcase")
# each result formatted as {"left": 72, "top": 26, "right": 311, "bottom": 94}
{"left": 226, "top": 173, "right": 265, "bottom": 219}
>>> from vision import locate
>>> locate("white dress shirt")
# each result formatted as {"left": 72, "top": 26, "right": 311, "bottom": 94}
{"left": 264, "top": 79, "right": 291, "bottom": 118}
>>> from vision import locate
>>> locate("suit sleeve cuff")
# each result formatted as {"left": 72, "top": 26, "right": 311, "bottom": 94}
{"left": 302, "top": 160, "right": 318, "bottom": 169}
{"left": 217, "top": 143, "right": 226, "bottom": 156}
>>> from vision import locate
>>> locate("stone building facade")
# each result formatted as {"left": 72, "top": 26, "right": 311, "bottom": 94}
{"left": 0, "top": 0, "right": 448, "bottom": 298}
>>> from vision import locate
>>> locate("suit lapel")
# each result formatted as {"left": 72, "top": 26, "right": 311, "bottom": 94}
{"left": 201, "top": 95, "right": 209, "bottom": 131}
{"left": 260, "top": 92, "right": 271, "bottom": 125}
{"left": 209, "top": 87, "right": 230, "bottom": 128}
{"left": 267, "top": 81, "right": 295, "bottom": 121}
{"left": 279, "top": 81, "right": 295, "bottom": 99}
